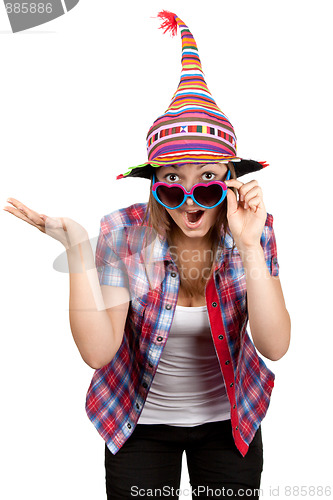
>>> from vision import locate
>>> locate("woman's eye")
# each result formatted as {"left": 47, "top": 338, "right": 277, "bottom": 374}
{"left": 165, "top": 173, "right": 179, "bottom": 183}
{"left": 202, "top": 172, "right": 215, "bottom": 181}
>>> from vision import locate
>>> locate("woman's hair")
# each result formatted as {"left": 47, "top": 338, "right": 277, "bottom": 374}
{"left": 141, "top": 162, "right": 237, "bottom": 297}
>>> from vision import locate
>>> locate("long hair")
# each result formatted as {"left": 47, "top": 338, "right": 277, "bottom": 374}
{"left": 140, "top": 162, "right": 237, "bottom": 297}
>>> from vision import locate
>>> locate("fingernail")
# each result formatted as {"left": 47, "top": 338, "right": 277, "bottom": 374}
{"left": 240, "top": 195, "right": 244, "bottom": 202}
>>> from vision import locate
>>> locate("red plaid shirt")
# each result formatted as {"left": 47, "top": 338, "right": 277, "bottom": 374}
{"left": 86, "top": 203, "right": 279, "bottom": 457}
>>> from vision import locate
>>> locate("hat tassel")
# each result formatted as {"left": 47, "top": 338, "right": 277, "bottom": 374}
{"left": 157, "top": 10, "right": 178, "bottom": 36}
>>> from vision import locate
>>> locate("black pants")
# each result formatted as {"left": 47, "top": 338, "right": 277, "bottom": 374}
{"left": 105, "top": 419, "right": 263, "bottom": 499}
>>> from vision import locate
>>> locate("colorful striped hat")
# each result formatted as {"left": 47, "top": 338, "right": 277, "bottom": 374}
{"left": 116, "top": 10, "right": 268, "bottom": 180}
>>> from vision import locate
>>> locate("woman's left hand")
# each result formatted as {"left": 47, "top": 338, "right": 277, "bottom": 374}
{"left": 224, "top": 179, "right": 267, "bottom": 251}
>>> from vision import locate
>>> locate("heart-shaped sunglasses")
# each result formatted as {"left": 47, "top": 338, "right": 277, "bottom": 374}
{"left": 151, "top": 170, "right": 231, "bottom": 209}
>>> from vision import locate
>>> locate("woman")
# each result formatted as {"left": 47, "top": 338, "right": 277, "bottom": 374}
{"left": 4, "top": 11, "right": 291, "bottom": 500}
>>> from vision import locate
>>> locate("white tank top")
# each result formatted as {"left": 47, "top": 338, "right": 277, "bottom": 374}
{"left": 137, "top": 304, "right": 230, "bottom": 426}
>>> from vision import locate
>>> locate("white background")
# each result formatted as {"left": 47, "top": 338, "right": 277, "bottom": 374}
{"left": 1, "top": 0, "right": 332, "bottom": 498}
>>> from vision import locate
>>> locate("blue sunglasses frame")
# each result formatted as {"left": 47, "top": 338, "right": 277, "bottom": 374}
{"left": 151, "top": 170, "right": 231, "bottom": 210}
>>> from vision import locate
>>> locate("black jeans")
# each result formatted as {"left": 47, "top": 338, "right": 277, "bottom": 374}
{"left": 105, "top": 419, "right": 263, "bottom": 499}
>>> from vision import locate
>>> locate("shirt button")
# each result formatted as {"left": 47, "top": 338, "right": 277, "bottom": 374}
{"left": 233, "top": 404, "right": 236, "bottom": 409}
{"left": 142, "top": 382, "right": 148, "bottom": 389}
{"left": 165, "top": 304, "right": 172, "bottom": 310}
{"left": 148, "top": 362, "right": 153, "bottom": 368}
{"left": 127, "top": 423, "right": 132, "bottom": 429}
{"left": 171, "top": 272, "right": 177, "bottom": 278}
{"left": 272, "top": 257, "right": 278, "bottom": 265}
{"left": 230, "top": 382, "right": 234, "bottom": 387}
{"left": 218, "top": 335, "right": 224, "bottom": 340}
{"left": 157, "top": 336, "right": 163, "bottom": 342}
{"left": 225, "top": 360, "right": 230, "bottom": 365}
{"left": 235, "top": 426, "right": 239, "bottom": 431}
{"left": 212, "top": 302, "right": 217, "bottom": 307}
{"left": 136, "top": 403, "right": 140, "bottom": 409}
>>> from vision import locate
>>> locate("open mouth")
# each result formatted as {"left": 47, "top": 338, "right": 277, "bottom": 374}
{"left": 184, "top": 210, "right": 205, "bottom": 224}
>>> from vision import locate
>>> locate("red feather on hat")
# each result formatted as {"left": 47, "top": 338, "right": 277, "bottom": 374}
{"left": 157, "top": 10, "right": 178, "bottom": 36}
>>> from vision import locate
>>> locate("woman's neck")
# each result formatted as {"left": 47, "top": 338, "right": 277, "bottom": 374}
{"left": 171, "top": 230, "right": 211, "bottom": 252}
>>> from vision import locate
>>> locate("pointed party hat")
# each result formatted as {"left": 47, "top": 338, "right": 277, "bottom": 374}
{"left": 117, "top": 11, "right": 268, "bottom": 180}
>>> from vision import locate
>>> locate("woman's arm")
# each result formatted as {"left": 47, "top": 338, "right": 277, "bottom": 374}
{"left": 66, "top": 240, "right": 129, "bottom": 369}
{"left": 3, "top": 198, "right": 129, "bottom": 370}
{"left": 224, "top": 177, "right": 291, "bottom": 361}
{"left": 238, "top": 245, "right": 290, "bottom": 361}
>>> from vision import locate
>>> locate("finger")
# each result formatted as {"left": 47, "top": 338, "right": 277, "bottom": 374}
{"left": 243, "top": 186, "right": 262, "bottom": 204}
{"left": 3, "top": 205, "right": 46, "bottom": 231}
{"left": 15, "top": 203, "right": 44, "bottom": 224}
{"left": 6, "top": 198, "right": 46, "bottom": 226}
{"left": 246, "top": 195, "right": 265, "bottom": 212}
{"left": 224, "top": 179, "right": 244, "bottom": 191}
{"left": 225, "top": 180, "right": 261, "bottom": 201}
{"left": 226, "top": 186, "right": 238, "bottom": 215}
{"left": 6, "top": 197, "right": 31, "bottom": 213}
{"left": 225, "top": 180, "right": 245, "bottom": 205}
{"left": 238, "top": 180, "right": 260, "bottom": 200}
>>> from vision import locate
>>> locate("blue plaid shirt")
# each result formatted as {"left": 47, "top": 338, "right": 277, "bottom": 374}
{"left": 86, "top": 203, "right": 279, "bottom": 457}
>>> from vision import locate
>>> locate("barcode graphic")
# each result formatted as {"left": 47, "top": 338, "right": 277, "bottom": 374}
{"left": 3, "top": 0, "right": 80, "bottom": 33}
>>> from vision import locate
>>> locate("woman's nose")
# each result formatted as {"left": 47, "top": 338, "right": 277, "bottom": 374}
{"left": 185, "top": 196, "right": 194, "bottom": 206}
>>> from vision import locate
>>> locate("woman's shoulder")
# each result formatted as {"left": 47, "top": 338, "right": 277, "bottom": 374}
{"left": 100, "top": 203, "right": 148, "bottom": 232}
{"left": 98, "top": 203, "right": 161, "bottom": 258}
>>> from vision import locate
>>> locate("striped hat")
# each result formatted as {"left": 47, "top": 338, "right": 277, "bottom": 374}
{"left": 116, "top": 10, "right": 268, "bottom": 180}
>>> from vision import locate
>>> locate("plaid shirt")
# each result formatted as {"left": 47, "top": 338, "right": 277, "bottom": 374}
{"left": 85, "top": 203, "right": 279, "bottom": 457}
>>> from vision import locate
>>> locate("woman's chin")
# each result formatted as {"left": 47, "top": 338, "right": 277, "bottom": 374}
{"left": 166, "top": 206, "right": 219, "bottom": 241}
{"left": 182, "top": 228, "right": 209, "bottom": 240}
{"left": 178, "top": 217, "right": 211, "bottom": 240}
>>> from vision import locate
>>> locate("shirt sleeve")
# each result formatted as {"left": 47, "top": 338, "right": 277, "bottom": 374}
{"left": 95, "top": 224, "right": 129, "bottom": 289}
{"left": 262, "top": 214, "right": 280, "bottom": 277}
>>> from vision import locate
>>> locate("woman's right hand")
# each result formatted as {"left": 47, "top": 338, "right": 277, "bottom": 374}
{"left": 4, "top": 198, "right": 89, "bottom": 250}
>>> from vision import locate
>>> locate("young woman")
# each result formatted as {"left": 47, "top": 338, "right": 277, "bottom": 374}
{"left": 4, "top": 11, "right": 291, "bottom": 500}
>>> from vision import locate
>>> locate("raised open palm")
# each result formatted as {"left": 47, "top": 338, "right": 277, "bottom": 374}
{"left": 4, "top": 198, "right": 88, "bottom": 249}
